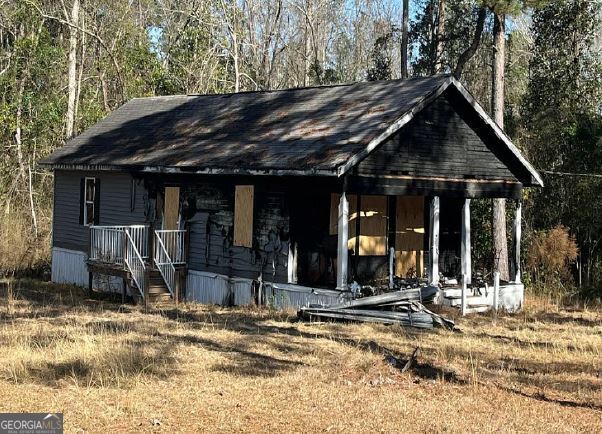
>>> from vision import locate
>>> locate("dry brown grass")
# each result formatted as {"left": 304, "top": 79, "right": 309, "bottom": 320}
{"left": 0, "top": 279, "right": 601, "bottom": 433}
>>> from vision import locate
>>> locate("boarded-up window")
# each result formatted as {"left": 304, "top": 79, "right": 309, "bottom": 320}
{"left": 163, "top": 186, "right": 180, "bottom": 230}
{"left": 358, "top": 195, "right": 387, "bottom": 256}
{"left": 329, "top": 194, "right": 387, "bottom": 256}
{"left": 395, "top": 196, "right": 425, "bottom": 277}
{"left": 234, "top": 185, "right": 254, "bottom": 247}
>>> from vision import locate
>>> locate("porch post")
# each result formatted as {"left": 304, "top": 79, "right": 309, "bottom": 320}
{"left": 428, "top": 196, "right": 440, "bottom": 285}
{"left": 337, "top": 192, "right": 349, "bottom": 290}
{"left": 513, "top": 200, "right": 522, "bottom": 283}
{"left": 461, "top": 198, "right": 472, "bottom": 285}
{"left": 287, "top": 241, "right": 298, "bottom": 284}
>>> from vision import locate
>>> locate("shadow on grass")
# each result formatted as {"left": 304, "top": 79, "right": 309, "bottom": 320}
{"left": 1, "top": 281, "right": 600, "bottom": 407}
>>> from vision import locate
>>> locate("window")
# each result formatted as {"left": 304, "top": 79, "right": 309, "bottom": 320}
{"left": 83, "top": 177, "right": 96, "bottom": 226}
{"left": 233, "top": 185, "right": 254, "bottom": 247}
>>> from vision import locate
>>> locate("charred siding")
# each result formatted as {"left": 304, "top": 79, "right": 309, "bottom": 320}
{"left": 355, "top": 94, "right": 517, "bottom": 181}
{"left": 185, "top": 183, "right": 289, "bottom": 282}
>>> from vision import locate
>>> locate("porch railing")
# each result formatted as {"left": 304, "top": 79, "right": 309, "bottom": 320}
{"left": 154, "top": 233, "right": 176, "bottom": 297}
{"left": 90, "top": 225, "right": 149, "bottom": 264}
{"left": 89, "top": 225, "right": 186, "bottom": 299}
{"left": 124, "top": 229, "right": 146, "bottom": 297}
{"left": 155, "top": 230, "right": 186, "bottom": 264}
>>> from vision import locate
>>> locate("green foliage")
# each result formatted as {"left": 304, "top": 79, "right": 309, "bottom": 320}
{"left": 367, "top": 28, "right": 398, "bottom": 81}
{"left": 522, "top": 0, "right": 602, "bottom": 293}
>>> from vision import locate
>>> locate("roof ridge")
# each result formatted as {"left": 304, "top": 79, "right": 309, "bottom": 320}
{"left": 129, "top": 74, "right": 452, "bottom": 100}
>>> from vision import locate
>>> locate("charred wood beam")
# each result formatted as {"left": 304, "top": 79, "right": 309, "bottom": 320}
{"left": 347, "top": 176, "right": 522, "bottom": 199}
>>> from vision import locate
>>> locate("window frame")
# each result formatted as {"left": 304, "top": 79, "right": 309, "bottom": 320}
{"left": 83, "top": 177, "right": 96, "bottom": 226}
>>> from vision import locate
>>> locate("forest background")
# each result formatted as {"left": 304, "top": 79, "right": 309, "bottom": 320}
{"left": 0, "top": 0, "right": 600, "bottom": 298}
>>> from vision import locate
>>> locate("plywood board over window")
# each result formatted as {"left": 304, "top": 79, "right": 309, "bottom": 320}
{"left": 234, "top": 185, "right": 254, "bottom": 247}
{"left": 395, "top": 196, "right": 425, "bottom": 277}
{"left": 329, "top": 194, "right": 387, "bottom": 256}
{"left": 358, "top": 195, "right": 387, "bottom": 256}
{"left": 163, "top": 186, "right": 180, "bottom": 230}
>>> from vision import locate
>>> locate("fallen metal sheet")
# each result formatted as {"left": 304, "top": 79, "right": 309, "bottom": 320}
{"left": 298, "top": 300, "right": 455, "bottom": 330}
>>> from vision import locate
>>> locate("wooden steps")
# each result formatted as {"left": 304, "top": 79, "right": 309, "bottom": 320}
{"left": 130, "top": 267, "right": 172, "bottom": 304}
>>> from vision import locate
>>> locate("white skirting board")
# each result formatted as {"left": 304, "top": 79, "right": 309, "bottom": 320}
{"left": 185, "top": 270, "right": 255, "bottom": 305}
{"left": 263, "top": 282, "right": 352, "bottom": 310}
{"left": 185, "top": 270, "right": 350, "bottom": 309}
{"left": 51, "top": 246, "right": 125, "bottom": 294}
{"left": 51, "top": 247, "right": 88, "bottom": 287}
{"left": 498, "top": 283, "right": 524, "bottom": 312}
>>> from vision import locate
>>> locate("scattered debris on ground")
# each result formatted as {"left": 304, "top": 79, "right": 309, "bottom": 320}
{"left": 298, "top": 289, "right": 454, "bottom": 330}
{"left": 385, "top": 347, "right": 420, "bottom": 373}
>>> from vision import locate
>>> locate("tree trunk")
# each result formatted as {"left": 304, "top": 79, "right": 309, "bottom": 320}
{"left": 401, "top": 0, "right": 409, "bottom": 79}
{"left": 492, "top": 10, "right": 509, "bottom": 281}
{"left": 435, "top": 0, "right": 446, "bottom": 73}
{"left": 453, "top": 6, "right": 486, "bottom": 79}
{"left": 65, "top": 0, "right": 80, "bottom": 139}
{"left": 303, "top": 0, "right": 312, "bottom": 86}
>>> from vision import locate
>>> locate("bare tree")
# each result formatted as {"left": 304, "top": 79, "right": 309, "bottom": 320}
{"left": 435, "top": 0, "right": 446, "bottom": 73}
{"left": 65, "top": 0, "right": 80, "bottom": 139}
{"left": 401, "top": 0, "right": 409, "bottom": 78}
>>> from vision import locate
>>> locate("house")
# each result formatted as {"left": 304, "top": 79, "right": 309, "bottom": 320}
{"left": 39, "top": 74, "right": 542, "bottom": 312}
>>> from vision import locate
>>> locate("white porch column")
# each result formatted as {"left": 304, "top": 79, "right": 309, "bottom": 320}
{"left": 513, "top": 200, "right": 522, "bottom": 283}
{"left": 336, "top": 192, "right": 349, "bottom": 290}
{"left": 461, "top": 198, "right": 472, "bottom": 285}
{"left": 287, "top": 242, "right": 298, "bottom": 284}
{"left": 428, "top": 196, "right": 440, "bottom": 285}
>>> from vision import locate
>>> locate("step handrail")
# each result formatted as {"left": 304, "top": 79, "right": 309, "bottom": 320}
{"left": 154, "top": 232, "right": 176, "bottom": 297}
{"left": 154, "top": 229, "right": 186, "bottom": 264}
{"left": 124, "top": 229, "right": 146, "bottom": 299}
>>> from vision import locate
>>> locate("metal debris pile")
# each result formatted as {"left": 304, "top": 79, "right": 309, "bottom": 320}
{"left": 298, "top": 288, "right": 455, "bottom": 330}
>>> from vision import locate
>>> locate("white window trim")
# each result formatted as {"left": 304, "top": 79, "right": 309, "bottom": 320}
{"left": 83, "top": 177, "right": 96, "bottom": 227}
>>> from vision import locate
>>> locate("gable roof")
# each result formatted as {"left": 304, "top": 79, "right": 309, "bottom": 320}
{"left": 40, "top": 74, "right": 543, "bottom": 187}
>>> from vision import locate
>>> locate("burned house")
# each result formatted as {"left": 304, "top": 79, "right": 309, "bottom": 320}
{"left": 40, "top": 75, "right": 542, "bottom": 312}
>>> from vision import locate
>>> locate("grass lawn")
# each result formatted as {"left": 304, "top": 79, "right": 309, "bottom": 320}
{"left": 0, "top": 280, "right": 600, "bottom": 433}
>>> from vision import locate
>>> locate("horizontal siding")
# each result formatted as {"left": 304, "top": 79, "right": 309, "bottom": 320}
{"left": 356, "top": 94, "right": 517, "bottom": 181}
{"left": 53, "top": 170, "right": 147, "bottom": 252}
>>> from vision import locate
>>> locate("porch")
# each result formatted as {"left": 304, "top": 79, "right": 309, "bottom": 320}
{"left": 326, "top": 192, "right": 525, "bottom": 314}
{"left": 87, "top": 225, "right": 187, "bottom": 303}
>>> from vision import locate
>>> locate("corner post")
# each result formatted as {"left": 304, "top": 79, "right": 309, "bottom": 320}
{"left": 513, "top": 200, "right": 522, "bottom": 283}
{"left": 461, "top": 198, "right": 472, "bottom": 285}
{"left": 337, "top": 192, "right": 349, "bottom": 290}
{"left": 428, "top": 196, "right": 440, "bottom": 285}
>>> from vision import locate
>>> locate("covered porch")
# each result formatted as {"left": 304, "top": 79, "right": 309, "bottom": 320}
{"left": 286, "top": 177, "right": 525, "bottom": 314}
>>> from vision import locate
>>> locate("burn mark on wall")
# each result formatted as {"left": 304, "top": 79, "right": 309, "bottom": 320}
{"left": 182, "top": 181, "right": 290, "bottom": 282}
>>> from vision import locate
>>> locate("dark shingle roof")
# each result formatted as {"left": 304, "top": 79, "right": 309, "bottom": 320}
{"left": 40, "top": 75, "right": 451, "bottom": 174}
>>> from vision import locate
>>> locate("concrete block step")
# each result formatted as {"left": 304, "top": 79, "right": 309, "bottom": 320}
{"left": 442, "top": 296, "right": 490, "bottom": 307}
